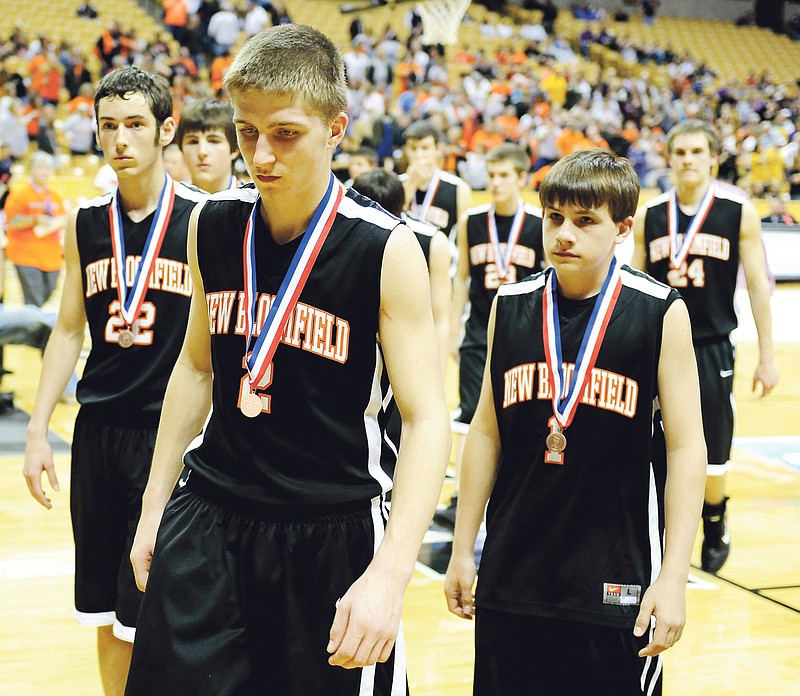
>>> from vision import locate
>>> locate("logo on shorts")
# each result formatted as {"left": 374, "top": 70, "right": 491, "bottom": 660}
{"left": 603, "top": 583, "right": 641, "bottom": 606}
{"left": 719, "top": 369, "right": 734, "bottom": 378}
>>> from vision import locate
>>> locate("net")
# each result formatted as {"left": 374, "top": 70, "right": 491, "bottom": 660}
{"left": 417, "top": 0, "right": 471, "bottom": 45}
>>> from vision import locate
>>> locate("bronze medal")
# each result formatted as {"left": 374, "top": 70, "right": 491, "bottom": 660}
{"left": 117, "top": 328, "right": 135, "bottom": 349}
{"left": 546, "top": 430, "right": 567, "bottom": 453}
{"left": 240, "top": 391, "right": 262, "bottom": 418}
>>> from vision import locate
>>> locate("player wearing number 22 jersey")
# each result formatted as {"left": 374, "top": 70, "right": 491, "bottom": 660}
{"left": 76, "top": 180, "right": 206, "bottom": 424}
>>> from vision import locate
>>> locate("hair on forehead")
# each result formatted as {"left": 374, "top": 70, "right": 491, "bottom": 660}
{"left": 539, "top": 149, "right": 640, "bottom": 223}
{"left": 666, "top": 118, "right": 720, "bottom": 155}
{"left": 223, "top": 24, "right": 347, "bottom": 124}
{"left": 94, "top": 65, "right": 172, "bottom": 125}
{"left": 486, "top": 143, "right": 530, "bottom": 174}
{"left": 176, "top": 98, "right": 237, "bottom": 151}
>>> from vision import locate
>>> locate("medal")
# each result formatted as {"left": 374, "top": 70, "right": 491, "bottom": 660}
{"left": 545, "top": 429, "right": 567, "bottom": 453}
{"left": 667, "top": 182, "right": 715, "bottom": 269}
{"left": 487, "top": 201, "right": 525, "bottom": 279}
{"left": 239, "top": 391, "right": 263, "bottom": 418}
{"left": 117, "top": 328, "right": 135, "bottom": 348}
{"left": 109, "top": 175, "right": 175, "bottom": 347}
{"left": 240, "top": 172, "right": 343, "bottom": 414}
{"left": 411, "top": 168, "right": 441, "bottom": 223}
{"left": 542, "top": 258, "right": 623, "bottom": 463}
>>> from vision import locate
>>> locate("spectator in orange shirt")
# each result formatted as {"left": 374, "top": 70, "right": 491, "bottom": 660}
{"left": 210, "top": 50, "right": 234, "bottom": 94}
{"left": 163, "top": 0, "right": 189, "bottom": 45}
{"left": 3, "top": 151, "right": 68, "bottom": 306}
{"left": 469, "top": 116, "right": 506, "bottom": 154}
{"left": 29, "top": 51, "right": 64, "bottom": 105}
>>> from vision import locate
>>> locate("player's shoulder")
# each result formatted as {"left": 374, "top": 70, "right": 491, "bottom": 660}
{"left": 642, "top": 189, "right": 670, "bottom": 210}
{"left": 497, "top": 269, "right": 548, "bottom": 297}
{"left": 620, "top": 264, "right": 674, "bottom": 300}
{"left": 339, "top": 186, "right": 400, "bottom": 232}
{"left": 439, "top": 170, "right": 468, "bottom": 188}
{"left": 78, "top": 190, "right": 113, "bottom": 210}
{"left": 402, "top": 212, "right": 439, "bottom": 237}
{"left": 466, "top": 202, "right": 492, "bottom": 217}
{"left": 174, "top": 180, "right": 209, "bottom": 204}
{"left": 713, "top": 180, "right": 749, "bottom": 205}
{"left": 524, "top": 202, "right": 543, "bottom": 219}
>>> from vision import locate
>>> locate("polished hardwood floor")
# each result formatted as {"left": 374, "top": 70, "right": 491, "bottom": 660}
{"left": 1, "top": 270, "right": 798, "bottom": 694}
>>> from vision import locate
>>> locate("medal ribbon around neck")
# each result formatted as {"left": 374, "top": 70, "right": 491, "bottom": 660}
{"left": 488, "top": 200, "right": 525, "bottom": 279}
{"left": 108, "top": 174, "right": 175, "bottom": 328}
{"left": 667, "top": 182, "right": 715, "bottom": 270}
{"left": 542, "top": 257, "right": 623, "bottom": 434}
{"left": 243, "top": 172, "right": 343, "bottom": 389}
{"left": 227, "top": 175, "right": 239, "bottom": 190}
{"left": 412, "top": 168, "right": 441, "bottom": 221}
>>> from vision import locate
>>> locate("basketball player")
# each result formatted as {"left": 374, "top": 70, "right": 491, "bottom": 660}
{"left": 444, "top": 150, "right": 707, "bottom": 695}
{"left": 125, "top": 25, "right": 450, "bottom": 696}
{"left": 176, "top": 97, "right": 241, "bottom": 194}
{"left": 632, "top": 119, "right": 779, "bottom": 573}
{"left": 352, "top": 167, "right": 451, "bottom": 480}
{"left": 22, "top": 66, "right": 205, "bottom": 695}
{"left": 438, "top": 144, "right": 545, "bottom": 529}
{"left": 400, "top": 120, "right": 472, "bottom": 241}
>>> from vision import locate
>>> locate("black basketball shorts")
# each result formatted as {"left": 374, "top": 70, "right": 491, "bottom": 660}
{"left": 694, "top": 339, "right": 736, "bottom": 467}
{"left": 70, "top": 414, "right": 157, "bottom": 641}
{"left": 454, "top": 344, "right": 487, "bottom": 426}
{"left": 125, "top": 475, "right": 408, "bottom": 696}
{"left": 474, "top": 609, "right": 662, "bottom": 696}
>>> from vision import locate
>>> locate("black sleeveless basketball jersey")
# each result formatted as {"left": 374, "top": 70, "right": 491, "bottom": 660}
{"left": 184, "top": 184, "right": 404, "bottom": 508}
{"left": 478, "top": 266, "right": 681, "bottom": 629}
{"left": 75, "top": 180, "right": 206, "bottom": 427}
{"left": 642, "top": 182, "right": 743, "bottom": 342}
{"left": 399, "top": 169, "right": 463, "bottom": 238}
{"left": 463, "top": 202, "right": 545, "bottom": 350}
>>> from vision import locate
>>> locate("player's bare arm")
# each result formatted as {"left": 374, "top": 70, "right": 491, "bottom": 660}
{"left": 429, "top": 229, "right": 452, "bottom": 377}
{"left": 327, "top": 223, "right": 451, "bottom": 669}
{"left": 739, "top": 200, "right": 778, "bottom": 396}
{"left": 444, "top": 298, "right": 501, "bottom": 620}
{"left": 635, "top": 298, "right": 706, "bottom": 657}
{"left": 23, "top": 208, "right": 87, "bottom": 508}
{"left": 130, "top": 202, "right": 213, "bottom": 591}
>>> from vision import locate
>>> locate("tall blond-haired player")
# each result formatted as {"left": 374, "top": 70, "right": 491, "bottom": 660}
{"left": 632, "top": 118, "right": 778, "bottom": 573}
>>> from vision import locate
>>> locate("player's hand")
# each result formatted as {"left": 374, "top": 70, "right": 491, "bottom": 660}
{"left": 752, "top": 360, "right": 778, "bottom": 397}
{"left": 633, "top": 578, "right": 686, "bottom": 657}
{"left": 130, "top": 512, "right": 161, "bottom": 592}
{"left": 404, "top": 161, "right": 433, "bottom": 192}
{"left": 444, "top": 553, "right": 477, "bottom": 619}
{"left": 327, "top": 565, "right": 404, "bottom": 669}
{"left": 23, "top": 436, "right": 59, "bottom": 509}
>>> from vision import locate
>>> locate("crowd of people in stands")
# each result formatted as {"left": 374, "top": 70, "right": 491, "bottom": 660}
{"left": 0, "top": 0, "right": 798, "bottom": 203}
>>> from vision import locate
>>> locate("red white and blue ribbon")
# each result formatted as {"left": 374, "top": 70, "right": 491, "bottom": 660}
{"left": 227, "top": 175, "right": 239, "bottom": 190}
{"left": 667, "top": 182, "right": 715, "bottom": 269}
{"left": 411, "top": 168, "right": 441, "bottom": 222}
{"left": 488, "top": 200, "right": 525, "bottom": 279}
{"left": 542, "top": 257, "right": 623, "bottom": 432}
{"left": 242, "top": 172, "right": 343, "bottom": 388}
{"left": 109, "top": 174, "right": 175, "bottom": 327}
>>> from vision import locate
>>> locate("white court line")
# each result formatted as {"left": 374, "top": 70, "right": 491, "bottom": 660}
{"left": 0, "top": 549, "right": 74, "bottom": 580}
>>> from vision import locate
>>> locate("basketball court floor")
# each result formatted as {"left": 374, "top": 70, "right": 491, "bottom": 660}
{"left": 1, "top": 274, "right": 798, "bottom": 694}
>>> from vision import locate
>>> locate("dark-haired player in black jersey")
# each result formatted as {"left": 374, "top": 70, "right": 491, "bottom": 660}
{"left": 439, "top": 144, "right": 545, "bottom": 529}
{"left": 445, "top": 150, "right": 707, "bottom": 695}
{"left": 632, "top": 119, "right": 779, "bottom": 573}
{"left": 399, "top": 120, "right": 472, "bottom": 242}
{"left": 352, "top": 167, "right": 451, "bottom": 481}
{"left": 175, "top": 97, "right": 241, "bottom": 194}
{"left": 23, "top": 66, "right": 205, "bottom": 695}
{"left": 126, "top": 25, "right": 450, "bottom": 696}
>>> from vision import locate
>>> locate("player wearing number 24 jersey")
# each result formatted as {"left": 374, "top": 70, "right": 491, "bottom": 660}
{"left": 632, "top": 119, "right": 778, "bottom": 574}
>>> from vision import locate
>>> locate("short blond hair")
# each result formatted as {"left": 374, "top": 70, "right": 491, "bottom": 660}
{"left": 224, "top": 24, "right": 347, "bottom": 124}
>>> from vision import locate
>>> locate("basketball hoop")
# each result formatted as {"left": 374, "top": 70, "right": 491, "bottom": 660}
{"left": 417, "top": 0, "right": 471, "bottom": 45}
